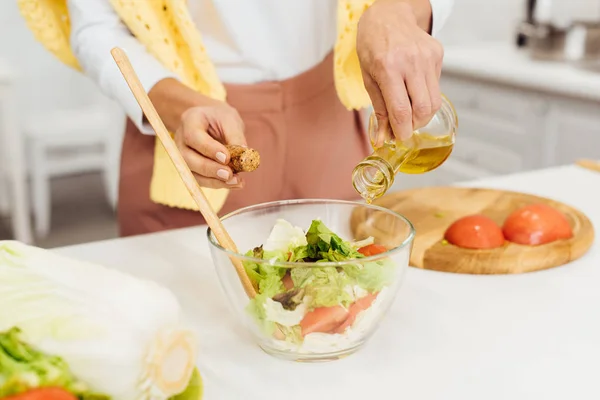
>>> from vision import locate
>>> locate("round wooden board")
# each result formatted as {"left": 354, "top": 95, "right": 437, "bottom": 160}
{"left": 350, "top": 187, "right": 595, "bottom": 275}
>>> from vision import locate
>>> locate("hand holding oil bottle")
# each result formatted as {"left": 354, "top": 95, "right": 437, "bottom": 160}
{"left": 352, "top": 94, "right": 458, "bottom": 203}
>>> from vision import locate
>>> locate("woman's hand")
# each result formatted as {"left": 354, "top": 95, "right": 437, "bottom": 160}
{"left": 149, "top": 78, "right": 247, "bottom": 189}
{"left": 356, "top": 0, "right": 444, "bottom": 142}
{"left": 175, "top": 104, "right": 247, "bottom": 189}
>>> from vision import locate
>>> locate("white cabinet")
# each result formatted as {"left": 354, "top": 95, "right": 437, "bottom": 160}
{"left": 547, "top": 99, "right": 600, "bottom": 165}
{"left": 390, "top": 69, "right": 600, "bottom": 192}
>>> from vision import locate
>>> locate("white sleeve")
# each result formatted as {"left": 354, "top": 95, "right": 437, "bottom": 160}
{"left": 67, "top": 0, "right": 178, "bottom": 135}
{"left": 430, "top": 0, "right": 454, "bottom": 37}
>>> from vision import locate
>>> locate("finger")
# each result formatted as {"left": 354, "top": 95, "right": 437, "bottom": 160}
{"left": 363, "top": 72, "right": 392, "bottom": 147}
{"left": 426, "top": 66, "right": 442, "bottom": 116}
{"left": 427, "top": 41, "right": 444, "bottom": 113}
{"left": 435, "top": 58, "right": 443, "bottom": 79}
{"left": 181, "top": 110, "right": 231, "bottom": 166}
{"left": 183, "top": 125, "right": 231, "bottom": 166}
{"left": 182, "top": 148, "right": 239, "bottom": 184}
{"left": 378, "top": 73, "right": 413, "bottom": 141}
{"left": 433, "top": 41, "right": 444, "bottom": 79}
{"left": 405, "top": 69, "right": 433, "bottom": 130}
{"left": 208, "top": 107, "right": 247, "bottom": 147}
{"left": 194, "top": 174, "right": 245, "bottom": 190}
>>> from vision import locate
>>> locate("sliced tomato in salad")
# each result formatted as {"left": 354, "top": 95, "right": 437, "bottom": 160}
{"left": 4, "top": 388, "right": 78, "bottom": 400}
{"left": 333, "top": 292, "right": 379, "bottom": 334}
{"left": 358, "top": 244, "right": 387, "bottom": 256}
{"left": 300, "top": 305, "right": 350, "bottom": 337}
{"left": 300, "top": 292, "right": 380, "bottom": 337}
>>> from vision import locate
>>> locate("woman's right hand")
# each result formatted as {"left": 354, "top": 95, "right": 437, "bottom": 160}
{"left": 175, "top": 104, "right": 247, "bottom": 189}
{"left": 148, "top": 78, "right": 247, "bottom": 190}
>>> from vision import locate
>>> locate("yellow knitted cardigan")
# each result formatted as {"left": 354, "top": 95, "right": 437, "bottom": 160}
{"left": 17, "top": 0, "right": 374, "bottom": 213}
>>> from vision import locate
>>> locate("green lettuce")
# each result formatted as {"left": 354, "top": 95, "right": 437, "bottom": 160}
{"left": 343, "top": 258, "right": 397, "bottom": 292}
{"left": 242, "top": 245, "right": 287, "bottom": 297}
{"left": 245, "top": 293, "right": 276, "bottom": 336}
{"left": 242, "top": 246, "right": 289, "bottom": 335}
{"left": 0, "top": 327, "right": 108, "bottom": 399}
{"left": 277, "top": 325, "right": 303, "bottom": 345}
{"left": 244, "top": 219, "right": 398, "bottom": 336}
{"left": 171, "top": 368, "right": 203, "bottom": 400}
{"left": 290, "top": 267, "right": 353, "bottom": 308}
{"left": 288, "top": 220, "right": 364, "bottom": 264}
{"left": 0, "top": 241, "right": 201, "bottom": 400}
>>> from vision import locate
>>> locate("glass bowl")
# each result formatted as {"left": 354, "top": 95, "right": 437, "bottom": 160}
{"left": 207, "top": 199, "right": 415, "bottom": 362}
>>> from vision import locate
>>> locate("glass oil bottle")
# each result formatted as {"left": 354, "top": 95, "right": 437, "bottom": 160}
{"left": 352, "top": 94, "right": 458, "bottom": 203}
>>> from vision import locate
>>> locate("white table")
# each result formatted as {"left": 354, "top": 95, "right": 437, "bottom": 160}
{"left": 56, "top": 165, "right": 600, "bottom": 400}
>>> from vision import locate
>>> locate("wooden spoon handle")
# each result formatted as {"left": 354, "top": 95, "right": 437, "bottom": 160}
{"left": 110, "top": 47, "right": 257, "bottom": 298}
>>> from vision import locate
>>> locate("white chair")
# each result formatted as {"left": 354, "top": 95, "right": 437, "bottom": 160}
{"left": 23, "top": 103, "right": 125, "bottom": 238}
{"left": 0, "top": 61, "right": 33, "bottom": 244}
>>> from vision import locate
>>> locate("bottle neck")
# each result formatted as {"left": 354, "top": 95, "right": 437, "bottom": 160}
{"left": 351, "top": 156, "right": 395, "bottom": 203}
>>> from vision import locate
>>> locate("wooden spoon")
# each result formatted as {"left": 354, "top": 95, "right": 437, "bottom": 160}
{"left": 110, "top": 47, "right": 257, "bottom": 298}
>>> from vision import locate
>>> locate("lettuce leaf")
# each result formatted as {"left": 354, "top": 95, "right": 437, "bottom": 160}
{"left": 290, "top": 267, "right": 353, "bottom": 308}
{"left": 289, "top": 220, "right": 364, "bottom": 263}
{"left": 244, "top": 219, "right": 397, "bottom": 337}
{"left": 276, "top": 325, "right": 303, "bottom": 345}
{"left": 242, "top": 246, "right": 288, "bottom": 336}
{"left": 263, "top": 219, "right": 307, "bottom": 252}
{"left": 245, "top": 293, "right": 276, "bottom": 336}
{"left": 342, "top": 258, "right": 397, "bottom": 292}
{"left": 171, "top": 368, "right": 203, "bottom": 400}
{"left": 0, "top": 328, "right": 202, "bottom": 400}
{"left": 0, "top": 327, "right": 108, "bottom": 399}
{"left": 242, "top": 246, "right": 287, "bottom": 297}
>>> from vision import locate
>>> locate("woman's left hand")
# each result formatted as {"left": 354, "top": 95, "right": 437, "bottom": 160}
{"left": 357, "top": 0, "right": 444, "bottom": 142}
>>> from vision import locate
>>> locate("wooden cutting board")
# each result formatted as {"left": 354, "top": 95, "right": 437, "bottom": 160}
{"left": 349, "top": 187, "right": 595, "bottom": 275}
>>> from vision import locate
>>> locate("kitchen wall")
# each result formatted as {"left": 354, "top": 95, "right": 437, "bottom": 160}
{"left": 438, "top": 0, "right": 600, "bottom": 45}
{"left": 438, "top": 0, "right": 524, "bottom": 45}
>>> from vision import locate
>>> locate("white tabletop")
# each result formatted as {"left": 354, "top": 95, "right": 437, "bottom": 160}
{"left": 56, "top": 165, "right": 600, "bottom": 400}
{"left": 442, "top": 42, "right": 600, "bottom": 103}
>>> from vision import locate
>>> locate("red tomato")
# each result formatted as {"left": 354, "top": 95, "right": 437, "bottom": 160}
{"left": 300, "top": 306, "right": 349, "bottom": 337}
{"left": 281, "top": 273, "right": 294, "bottom": 290}
{"left": 502, "top": 203, "right": 573, "bottom": 245}
{"left": 5, "top": 388, "right": 78, "bottom": 400}
{"left": 444, "top": 215, "right": 505, "bottom": 249}
{"left": 333, "top": 292, "right": 379, "bottom": 334}
{"left": 358, "top": 244, "right": 388, "bottom": 256}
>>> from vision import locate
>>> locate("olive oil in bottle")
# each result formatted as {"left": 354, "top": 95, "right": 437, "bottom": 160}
{"left": 352, "top": 95, "right": 458, "bottom": 203}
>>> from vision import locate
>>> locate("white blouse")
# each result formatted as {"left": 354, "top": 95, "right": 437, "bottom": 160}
{"left": 67, "top": 0, "right": 454, "bottom": 134}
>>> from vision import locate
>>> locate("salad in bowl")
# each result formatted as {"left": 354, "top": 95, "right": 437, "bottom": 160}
{"left": 207, "top": 199, "right": 415, "bottom": 362}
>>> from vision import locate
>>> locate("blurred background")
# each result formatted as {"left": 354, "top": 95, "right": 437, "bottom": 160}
{"left": 1, "top": 0, "right": 600, "bottom": 248}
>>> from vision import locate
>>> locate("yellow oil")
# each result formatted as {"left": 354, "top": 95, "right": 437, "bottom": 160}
{"left": 358, "top": 132, "right": 454, "bottom": 204}
{"left": 378, "top": 132, "right": 454, "bottom": 174}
